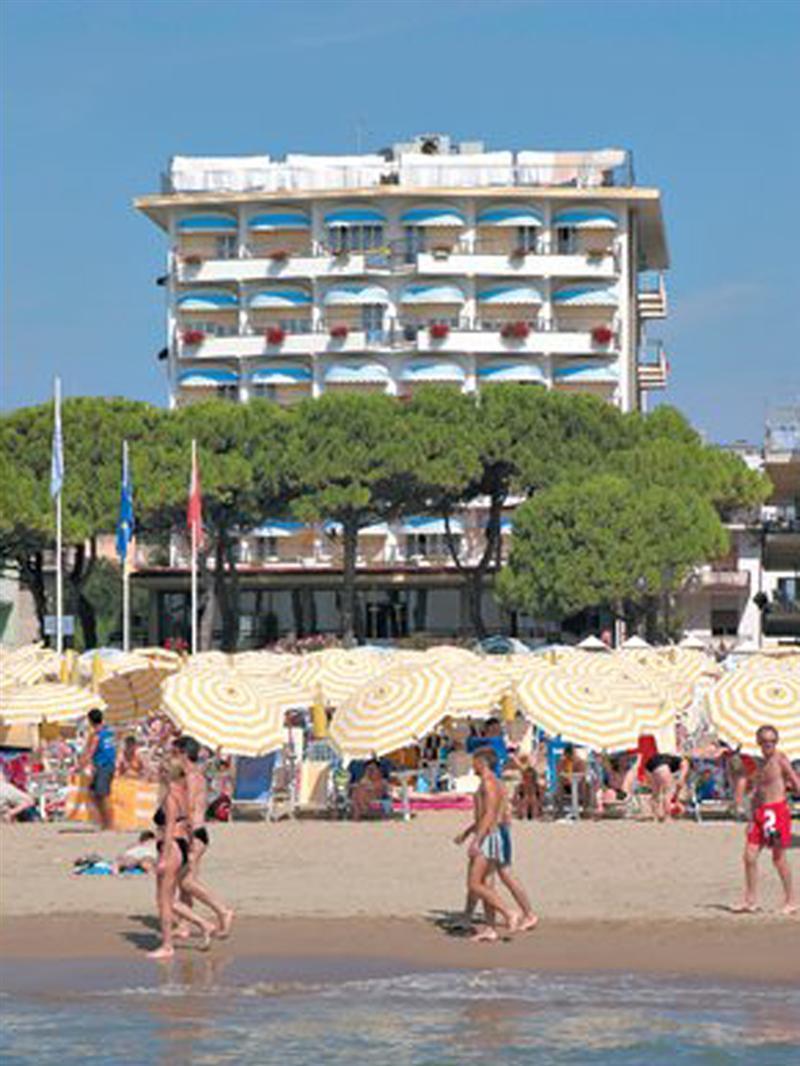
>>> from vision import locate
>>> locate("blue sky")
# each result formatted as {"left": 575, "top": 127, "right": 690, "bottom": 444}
{"left": 2, "top": 0, "right": 798, "bottom": 443}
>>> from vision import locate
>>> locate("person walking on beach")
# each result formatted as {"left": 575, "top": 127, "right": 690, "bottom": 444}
{"left": 79, "top": 709, "right": 116, "bottom": 830}
{"left": 734, "top": 724, "right": 799, "bottom": 916}
{"left": 174, "top": 735, "right": 235, "bottom": 940}
{"left": 456, "top": 747, "right": 538, "bottom": 942}
{"left": 148, "top": 756, "right": 216, "bottom": 961}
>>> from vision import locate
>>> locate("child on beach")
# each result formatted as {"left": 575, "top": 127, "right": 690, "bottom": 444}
{"left": 115, "top": 831, "right": 158, "bottom": 874}
{"left": 454, "top": 746, "right": 538, "bottom": 942}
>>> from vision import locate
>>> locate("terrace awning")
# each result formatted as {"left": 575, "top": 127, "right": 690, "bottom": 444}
{"left": 400, "top": 361, "right": 466, "bottom": 383}
{"left": 178, "top": 369, "right": 239, "bottom": 387}
{"left": 553, "top": 285, "right": 618, "bottom": 307}
{"left": 400, "top": 284, "right": 465, "bottom": 305}
{"left": 249, "top": 289, "right": 312, "bottom": 309}
{"left": 478, "top": 363, "right": 546, "bottom": 384}
{"left": 323, "top": 285, "right": 390, "bottom": 306}
{"left": 477, "top": 285, "right": 542, "bottom": 306}
{"left": 324, "top": 208, "right": 386, "bottom": 225}
{"left": 177, "top": 215, "right": 237, "bottom": 233}
{"left": 553, "top": 207, "right": 618, "bottom": 229}
{"left": 250, "top": 366, "right": 312, "bottom": 384}
{"left": 554, "top": 364, "right": 619, "bottom": 383}
{"left": 400, "top": 206, "right": 466, "bottom": 227}
{"left": 324, "top": 362, "right": 391, "bottom": 385}
{"left": 477, "top": 206, "right": 543, "bottom": 227}
{"left": 248, "top": 211, "right": 310, "bottom": 231}
{"left": 399, "top": 516, "right": 465, "bottom": 535}
{"left": 176, "top": 291, "right": 239, "bottom": 310}
{"left": 252, "top": 520, "right": 305, "bottom": 537}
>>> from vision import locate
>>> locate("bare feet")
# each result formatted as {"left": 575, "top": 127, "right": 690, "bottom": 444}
{"left": 470, "top": 925, "right": 499, "bottom": 943}
{"left": 197, "top": 926, "right": 214, "bottom": 951}
{"left": 781, "top": 903, "right": 798, "bottom": 916}
{"left": 216, "top": 908, "right": 235, "bottom": 939}
{"left": 730, "top": 902, "right": 759, "bottom": 914}
{"left": 146, "top": 945, "right": 175, "bottom": 961}
{"left": 506, "top": 912, "right": 522, "bottom": 934}
{"left": 173, "top": 924, "right": 192, "bottom": 941}
{"left": 519, "top": 913, "right": 539, "bottom": 933}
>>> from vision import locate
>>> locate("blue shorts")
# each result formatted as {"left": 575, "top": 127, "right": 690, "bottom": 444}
{"left": 91, "top": 766, "right": 114, "bottom": 799}
{"left": 480, "top": 825, "right": 512, "bottom": 867}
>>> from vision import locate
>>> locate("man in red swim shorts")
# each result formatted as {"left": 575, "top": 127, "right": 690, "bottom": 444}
{"left": 734, "top": 724, "right": 799, "bottom": 915}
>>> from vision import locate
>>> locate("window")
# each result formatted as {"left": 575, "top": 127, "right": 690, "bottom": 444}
{"left": 776, "top": 578, "right": 799, "bottom": 606}
{"left": 406, "top": 533, "right": 460, "bottom": 559}
{"left": 218, "top": 385, "right": 239, "bottom": 402}
{"left": 215, "top": 234, "right": 238, "bottom": 259}
{"left": 711, "top": 607, "right": 740, "bottom": 637}
{"left": 556, "top": 226, "right": 578, "bottom": 254}
{"left": 251, "top": 384, "right": 278, "bottom": 401}
{"left": 361, "top": 304, "right": 385, "bottom": 338}
{"left": 517, "top": 226, "right": 539, "bottom": 253}
{"left": 182, "top": 317, "right": 238, "bottom": 337}
{"left": 327, "top": 224, "right": 384, "bottom": 253}
{"left": 404, "top": 225, "right": 426, "bottom": 263}
{"left": 254, "top": 537, "right": 279, "bottom": 562}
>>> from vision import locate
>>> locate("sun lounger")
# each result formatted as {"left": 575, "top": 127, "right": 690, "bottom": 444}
{"left": 231, "top": 752, "right": 281, "bottom": 821}
{"left": 294, "top": 760, "right": 331, "bottom": 817}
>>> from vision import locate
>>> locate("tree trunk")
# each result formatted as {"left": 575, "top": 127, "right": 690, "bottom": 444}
{"left": 221, "top": 535, "right": 241, "bottom": 652}
{"left": 466, "top": 572, "right": 487, "bottom": 641}
{"left": 18, "top": 551, "right": 48, "bottom": 641}
{"left": 341, "top": 519, "right": 358, "bottom": 648}
{"left": 198, "top": 556, "right": 214, "bottom": 651}
{"left": 68, "top": 540, "right": 98, "bottom": 650}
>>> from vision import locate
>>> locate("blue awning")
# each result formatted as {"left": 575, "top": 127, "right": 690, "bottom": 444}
{"left": 177, "top": 215, "right": 237, "bottom": 233}
{"left": 324, "top": 362, "right": 390, "bottom": 385}
{"left": 252, "top": 520, "right": 305, "bottom": 537}
{"left": 249, "top": 289, "right": 311, "bottom": 309}
{"left": 178, "top": 369, "right": 239, "bottom": 387}
{"left": 250, "top": 366, "right": 312, "bottom": 384}
{"left": 324, "top": 208, "right": 386, "bottom": 225}
{"left": 554, "top": 364, "right": 619, "bottom": 383}
{"left": 478, "top": 363, "right": 546, "bottom": 384}
{"left": 400, "top": 284, "right": 465, "bottom": 305}
{"left": 399, "top": 516, "right": 465, "bottom": 535}
{"left": 323, "top": 285, "right": 390, "bottom": 306}
{"left": 553, "top": 285, "right": 618, "bottom": 307}
{"left": 477, "top": 285, "right": 542, "bottom": 306}
{"left": 176, "top": 291, "right": 238, "bottom": 310}
{"left": 400, "top": 361, "right": 466, "bottom": 383}
{"left": 552, "top": 208, "right": 618, "bottom": 229}
{"left": 477, "top": 206, "right": 543, "bottom": 227}
{"left": 400, "top": 206, "right": 465, "bottom": 227}
{"left": 248, "top": 211, "right": 310, "bottom": 231}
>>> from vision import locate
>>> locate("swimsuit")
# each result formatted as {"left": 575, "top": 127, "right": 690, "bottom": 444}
{"left": 645, "top": 754, "right": 682, "bottom": 774}
{"left": 480, "top": 824, "right": 512, "bottom": 867}
{"left": 747, "top": 799, "right": 792, "bottom": 849}
{"left": 193, "top": 826, "right": 210, "bottom": 847}
{"left": 153, "top": 804, "right": 190, "bottom": 867}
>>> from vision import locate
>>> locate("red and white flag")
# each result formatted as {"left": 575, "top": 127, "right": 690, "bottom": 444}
{"left": 187, "top": 441, "right": 204, "bottom": 549}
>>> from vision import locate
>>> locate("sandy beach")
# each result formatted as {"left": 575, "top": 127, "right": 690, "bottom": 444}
{"left": 1, "top": 816, "right": 798, "bottom": 983}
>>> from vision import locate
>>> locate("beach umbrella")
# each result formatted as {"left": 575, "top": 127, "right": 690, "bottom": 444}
{"left": 422, "top": 645, "right": 480, "bottom": 667}
{"left": 442, "top": 664, "right": 507, "bottom": 717}
{"left": 161, "top": 670, "right": 284, "bottom": 757}
{"left": 235, "top": 673, "right": 313, "bottom": 710}
{"left": 188, "top": 650, "right": 233, "bottom": 671}
{"left": 706, "top": 670, "right": 800, "bottom": 759}
{"left": 620, "top": 635, "right": 651, "bottom": 650}
{"left": 516, "top": 671, "right": 642, "bottom": 751}
{"left": 231, "top": 651, "right": 296, "bottom": 675}
{"left": 96, "top": 663, "right": 164, "bottom": 723}
{"left": 0, "top": 682, "right": 105, "bottom": 725}
{"left": 331, "top": 662, "right": 453, "bottom": 758}
{"left": 135, "top": 647, "right": 183, "bottom": 674}
{"left": 281, "top": 649, "right": 385, "bottom": 706}
{"left": 576, "top": 635, "right": 611, "bottom": 652}
{"left": 0, "top": 649, "right": 60, "bottom": 686}
{"left": 678, "top": 634, "right": 707, "bottom": 651}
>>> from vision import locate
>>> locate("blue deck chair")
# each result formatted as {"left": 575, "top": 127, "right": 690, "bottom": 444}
{"left": 232, "top": 751, "right": 280, "bottom": 821}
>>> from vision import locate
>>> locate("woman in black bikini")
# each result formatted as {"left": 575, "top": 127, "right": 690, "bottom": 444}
{"left": 147, "top": 757, "right": 216, "bottom": 961}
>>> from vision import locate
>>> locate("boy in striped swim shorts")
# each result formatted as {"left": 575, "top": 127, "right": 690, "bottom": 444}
{"left": 456, "top": 746, "right": 538, "bottom": 942}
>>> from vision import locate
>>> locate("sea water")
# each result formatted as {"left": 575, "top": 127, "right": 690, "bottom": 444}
{"left": 1, "top": 962, "right": 799, "bottom": 1065}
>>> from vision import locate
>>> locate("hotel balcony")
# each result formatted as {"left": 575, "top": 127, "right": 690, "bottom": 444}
{"left": 637, "top": 340, "right": 669, "bottom": 391}
{"left": 696, "top": 565, "right": 750, "bottom": 591}
{"left": 637, "top": 272, "right": 668, "bottom": 319}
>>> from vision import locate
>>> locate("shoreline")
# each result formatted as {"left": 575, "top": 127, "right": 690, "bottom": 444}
{"left": 1, "top": 914, "right": 799, "bottom": 986}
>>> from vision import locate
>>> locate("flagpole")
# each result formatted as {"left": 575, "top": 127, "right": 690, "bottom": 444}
{"left": 54, "top": 377, "right": 64, "bottom": 656}
{"left": 122, "top": 440, "right": 131, "bottom": 652}
{"left": 191, "top": 438, "right": 198, "bottom": 655}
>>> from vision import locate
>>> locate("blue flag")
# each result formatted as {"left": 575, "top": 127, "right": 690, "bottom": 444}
{"left": 116, "top": 441, "right": 135, "bottom": 562}
{"left": 50, "top": 378, "right": 64, "bottom": 498}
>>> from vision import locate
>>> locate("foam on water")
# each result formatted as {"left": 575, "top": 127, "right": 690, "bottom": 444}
{"left": 2, "top": 968, "right": 800, "bottom": 1065}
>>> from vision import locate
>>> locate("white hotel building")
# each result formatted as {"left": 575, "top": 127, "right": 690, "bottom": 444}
{"left": 134, "top": 135, "right": 671, "bottom": 645}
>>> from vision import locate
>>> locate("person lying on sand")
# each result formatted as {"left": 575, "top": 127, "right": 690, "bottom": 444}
{"left": 734, "top": 724, "right": 799, "bottom": 917}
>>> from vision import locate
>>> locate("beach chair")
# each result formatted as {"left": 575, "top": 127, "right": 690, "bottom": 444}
{"left": 294, "top": 760, "right": 332, "bottom": 818}
{"left": 231, "top": 752, "right": 280, "bottom": 821}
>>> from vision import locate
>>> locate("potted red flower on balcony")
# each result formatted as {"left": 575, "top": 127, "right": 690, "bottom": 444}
{"left": 330, "top": 324, "right": 349, "bottom": 340}
{"left": 268, "top": 249, "right": 289, "bottom": 262}
{"left": 591, "top": 325, "right": 614, "bottom": 345}
{"left": 182, "top": 329, "right": 205, "bottom": 345}
{"left": 501, "top": 321, "right": 530, "bottom": 340}
{"left": 429, "top": 322, "right": 450, "bottom": 340}
{"left": 266, "top": 326, "right": 286, "bottom": 345}
{"left": 182, "top": 254, "right": 203, "bottom": 267}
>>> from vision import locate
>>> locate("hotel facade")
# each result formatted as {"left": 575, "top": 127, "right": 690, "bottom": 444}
{"left": 134, "top": 135, "right": 671, "bottom": 645}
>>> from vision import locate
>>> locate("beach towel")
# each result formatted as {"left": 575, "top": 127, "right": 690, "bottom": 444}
{"left": 65, "top": 774, "right": 159, "bottom": 830}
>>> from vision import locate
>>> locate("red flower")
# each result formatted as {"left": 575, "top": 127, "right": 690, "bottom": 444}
{"left": 501, "top": 321, "right": 530, "bottom": 340}
{"left": 182, "top": 329, "right": 205, "bottom": 345}
{"left": 591, "top": 325, "right": 614, "bottom": 345}
{"left": 330, "top": 324, "right": 349, "bottom": 339}
{"left": 182, "top": 254, "right": 203, "bottom": 266}
{"left": 268, "top": 249, "right": 288, "bottom": 261}
{"left": 266, "top": 326, "right": 286, "bottom": 345}
{"left": 429, "top": 322, "right": 450, "bottom": 340}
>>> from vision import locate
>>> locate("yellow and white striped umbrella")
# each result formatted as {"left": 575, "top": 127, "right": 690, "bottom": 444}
{"left": 0, "top": 682, "right": 105, "bottom": 725}
{"left": 282, "top": 650, "right": 386, "bottom": 707}
{"left": 445, "top": 664, "right": 507, "bottom": 718}
{"left": 161, "top": 670, "right": 284, "bottom": 757}
{"left": 231, "top": 651, "right": 296, "bottom": 675}
{"left": 422, "top": 645, "right": 480, "bottom": 668}
{"left": 332, "top": 662, "right": 453, "bottom": 758}
{"left": 0, "top": 649, "right": 61, "bottom": 686}
{"left": 236, "top": 673, "right": 314, "bottom": 710}
{"left": 706, "top": 670, "right": 800, "bottom": 759}
{"left": 188, "top": 650, "right": 233, "bottom": 671}
{"left": 135, "top": 647, "right": 183, "bottom": 674}
{"left": 516, "top": 671, "right": 641, "bottom": 750}
{"left": 96, "top": 663, "right": 163, "bottom": 724}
